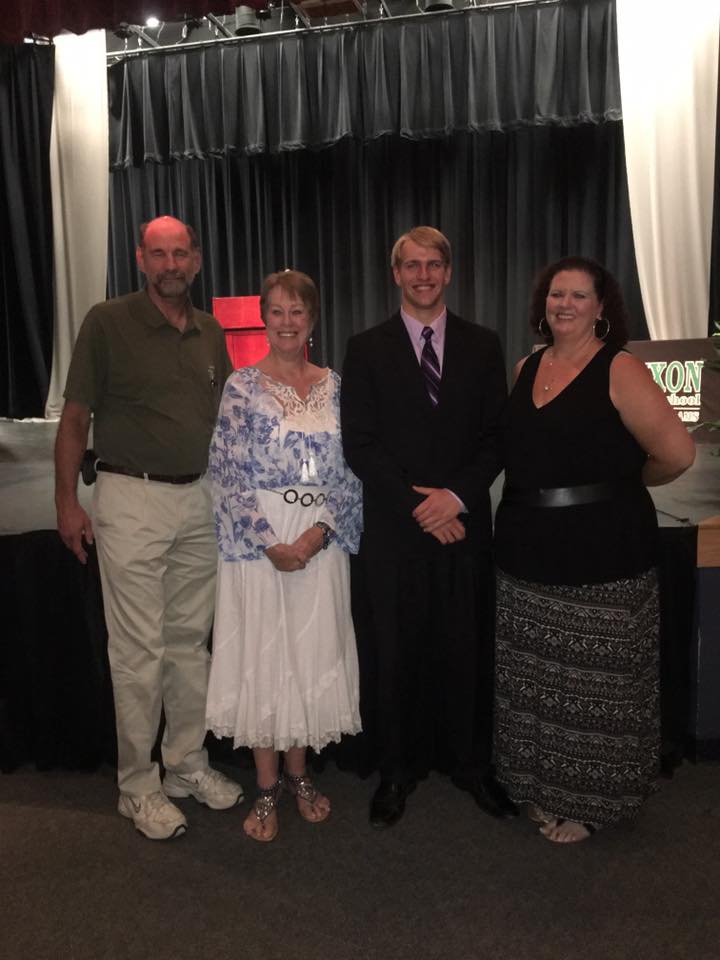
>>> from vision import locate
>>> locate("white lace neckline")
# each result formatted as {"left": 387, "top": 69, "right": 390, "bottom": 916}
{"left": 256, "top": 368, "right": 332, "bottom": 420}
{"left": 256, "top": 367, "right": 329, "bottom": 401}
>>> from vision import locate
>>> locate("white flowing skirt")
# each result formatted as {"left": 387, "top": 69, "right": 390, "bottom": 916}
{"left": 206, "top": 489, "right": 362, "bottom": 752}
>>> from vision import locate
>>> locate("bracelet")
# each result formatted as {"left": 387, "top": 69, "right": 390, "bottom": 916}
{"left": 314, "top": 521, "right": 334, "bottom": 550}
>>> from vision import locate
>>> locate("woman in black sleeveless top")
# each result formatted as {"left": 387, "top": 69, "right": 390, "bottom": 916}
{"left": 494, "top": 257, "right": 695, "bottom": 843}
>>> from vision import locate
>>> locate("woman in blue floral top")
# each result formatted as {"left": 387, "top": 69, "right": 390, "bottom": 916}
{"left": 206, "top": 270, "right": 362, "bottom": 842}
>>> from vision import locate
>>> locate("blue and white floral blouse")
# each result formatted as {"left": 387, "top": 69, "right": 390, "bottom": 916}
{"left": 209, "top": 366, "right": 362, "bottom": 561}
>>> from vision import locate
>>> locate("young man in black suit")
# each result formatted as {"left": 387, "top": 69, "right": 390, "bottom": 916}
{"left": 340, "top": 226, "right": 517, "bottom": 828}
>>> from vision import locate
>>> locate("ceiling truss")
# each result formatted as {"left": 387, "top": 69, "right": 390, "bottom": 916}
{"left": 106, "top": 0, "right": 553, "bottom": 58}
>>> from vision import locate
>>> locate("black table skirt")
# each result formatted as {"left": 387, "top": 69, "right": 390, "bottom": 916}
{"left": 0, "top": 527, "right": 700, "bottom": 775}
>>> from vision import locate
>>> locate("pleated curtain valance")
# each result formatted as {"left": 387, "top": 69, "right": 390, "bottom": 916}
{"left": 108, "top": 0, "right": 621, "bottom": 166}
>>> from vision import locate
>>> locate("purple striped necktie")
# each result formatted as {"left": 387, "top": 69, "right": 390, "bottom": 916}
{"left": 421, "top": 326, "right": 441, "bottom": 406}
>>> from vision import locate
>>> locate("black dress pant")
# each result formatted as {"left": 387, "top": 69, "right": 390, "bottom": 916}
{"left": 351, "top": 536, "right": 495, "bottom": 783}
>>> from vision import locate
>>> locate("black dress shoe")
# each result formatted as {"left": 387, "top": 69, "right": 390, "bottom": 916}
{"left": 452, "top": 773, "right": 519, "bottom": 820}
{"left": 369, "top": 780, "right": 416, "bottom": 829}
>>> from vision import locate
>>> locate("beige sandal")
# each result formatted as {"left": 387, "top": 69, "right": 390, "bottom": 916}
{"left": 244, "top": 779, "right": 282, "bottom": 843}
{"left": 283, "top": 772, "right": 330, "bottom": 823}
{"left": 527, "top": 803, "right": 554, "bottom": 825}
{"left": 541, "top": 818, "right": 598, "bottom": 843}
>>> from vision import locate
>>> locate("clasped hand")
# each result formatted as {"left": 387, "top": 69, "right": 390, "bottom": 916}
{"left": 412, "top": 486, "right": 465, "bottom": 544}
{"left": 265, "top": 525, "right": 324, "bottom": 572}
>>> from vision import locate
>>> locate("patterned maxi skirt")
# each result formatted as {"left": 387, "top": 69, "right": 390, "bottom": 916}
{"left": 494, "top": 568, "right": 660, "bottom": 826}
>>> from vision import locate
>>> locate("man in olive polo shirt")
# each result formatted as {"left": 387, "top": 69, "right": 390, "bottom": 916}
{"left": 55, "top": 216, "right": 241, "bottom": 840}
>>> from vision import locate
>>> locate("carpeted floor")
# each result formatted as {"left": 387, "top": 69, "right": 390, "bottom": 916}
{"left": 1, "top": 761, "right": 718, "bottom": 960}
{"left": 2, "top": 421, "right": 719, "bottom": 959}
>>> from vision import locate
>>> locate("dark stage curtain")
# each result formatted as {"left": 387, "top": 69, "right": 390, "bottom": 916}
{"left": 0, "top": 44, "right": 55, "bottom": 418}
{"left": 107, "top": 0, "right": 646, "bottom": 372}
{"left": 109, "top": 124, "right": 647, "bottom": 373}
{"left": 108, "top": 1, "right": 621, "bottom": 163}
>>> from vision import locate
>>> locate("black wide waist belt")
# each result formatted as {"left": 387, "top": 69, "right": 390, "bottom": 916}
{"left": 502, "top": 477, "right": 641, "bottom": 508}
{"left": 97, "top": 462, "right": 202, "bottom": 485}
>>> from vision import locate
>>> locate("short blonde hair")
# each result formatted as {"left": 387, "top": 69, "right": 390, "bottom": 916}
{"left": 259, "top": 270, "right": 319, "bottom": 327}
{"left": 391, "top": 226, "right": 451, "bottom": 269}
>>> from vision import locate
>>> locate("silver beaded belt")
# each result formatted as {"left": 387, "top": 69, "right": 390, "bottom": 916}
{"left": 265, "top": 488, "right": 328, "bottom": 507}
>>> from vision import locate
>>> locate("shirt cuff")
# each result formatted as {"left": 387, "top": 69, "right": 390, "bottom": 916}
{"left": 445, "top": 488, "right": 467, "bottom": 514}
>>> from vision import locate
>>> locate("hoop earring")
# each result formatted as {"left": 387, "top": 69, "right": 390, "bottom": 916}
{"left": 537, "top": 317, "right": 552, "bottom": 338}
{"left": 593, "top": 316, "right": 610, "bottom": 340}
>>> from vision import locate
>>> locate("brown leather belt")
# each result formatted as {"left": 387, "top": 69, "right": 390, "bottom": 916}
{"left": 502, "top": 477, "right": 641, "bottom": 508}
{"left": 97, "top": 462, "right": 202, "bottom": 485}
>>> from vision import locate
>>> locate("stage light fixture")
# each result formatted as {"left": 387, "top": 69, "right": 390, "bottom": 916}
{"left": 234, "top": 5, "right": 263, "bottom": 35}
{"left": 113, "top": 22, "right": 133, "bottom": 39}
{"left": 146, "top": 16, "right": 160, "bottom": 28}
{"left": 181, "top": 17, "right": 205, "bottom": 40}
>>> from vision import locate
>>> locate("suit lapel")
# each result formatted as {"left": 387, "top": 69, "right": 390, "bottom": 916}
{"left": 437, "top": 312, "right": 464, "bottom": 408}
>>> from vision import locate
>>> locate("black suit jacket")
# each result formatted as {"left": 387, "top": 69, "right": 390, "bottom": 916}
{"left": 340, "top": 311, "right": 507, "bottom": 555}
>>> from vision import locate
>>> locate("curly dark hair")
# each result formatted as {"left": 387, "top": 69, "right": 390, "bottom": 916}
{"left": 529, "top": 256, "right": 629, "bottom": 348}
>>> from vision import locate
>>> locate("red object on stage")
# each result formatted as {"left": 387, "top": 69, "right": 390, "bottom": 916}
{"left": 213, "top": 296, "right": 266, "bottom": 369}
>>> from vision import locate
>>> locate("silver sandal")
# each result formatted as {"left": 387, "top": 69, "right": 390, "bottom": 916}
{"left": 283, "top": 772, "right": 330, "bottom": 823}
{"left": 245, "top": 779, "right": 282, "bottom": 842}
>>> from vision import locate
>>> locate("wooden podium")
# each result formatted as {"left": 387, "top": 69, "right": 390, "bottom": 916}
{"left": 213, "top": 295, "right": 309, "bottom": 368}
{"left": 212, "top": 296, "right": 266, "bottom": 369}
{"left": 698, "top": 515, "right": 720, "bottom": 567}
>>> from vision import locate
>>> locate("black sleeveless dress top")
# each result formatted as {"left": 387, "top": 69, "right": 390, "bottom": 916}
{"left": 494, "top": 343, "right": 658, "bottom": 586}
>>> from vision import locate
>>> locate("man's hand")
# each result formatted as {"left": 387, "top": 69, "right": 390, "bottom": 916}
{"left": 412, "top": 486, "right": 461, "bottom": 532}
{"left": 265, "top": 543, "right": 308, "bottom": 572}
{"left": 430, "top": 517, "right": 466, "bottom": 545}
{"left": 57, "top": 500, "right": 94, "bottom": 564}
{"left": 55, "top": 399, "right": 93, "bottom": 564}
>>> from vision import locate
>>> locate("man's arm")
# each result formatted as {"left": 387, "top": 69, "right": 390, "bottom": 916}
{"left": 340, "top": 334, "right": 424, "bottom": 519}
{"left": 410, "top": 329, "right": 507, "bottom": 533}
{"left": 443, "top": 329, "right": 507, "bottom": 509}
{"left": 55, "top": 400, "right": 94, "bottom": 564}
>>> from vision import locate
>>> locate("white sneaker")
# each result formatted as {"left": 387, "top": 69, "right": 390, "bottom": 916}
{"left": 163, "top": 768, "right": 244, "bottom": 811}
{"left": 118, "top": 791, "right": 187, "bottom": 840}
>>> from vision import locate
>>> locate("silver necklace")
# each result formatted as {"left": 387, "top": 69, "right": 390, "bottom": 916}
{"left": 541, "top": 342, "right": 598, "bottom": 394}
{"left": 542, "top": 349, "right": 556, "bottom": 393}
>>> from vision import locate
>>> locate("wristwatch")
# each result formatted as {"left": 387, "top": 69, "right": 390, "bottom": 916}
{"left": 314, "top": 521, "right": 334, "bottom": 549}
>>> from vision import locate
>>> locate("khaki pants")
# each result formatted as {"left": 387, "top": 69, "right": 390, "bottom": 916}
{"left": 93, "top": 472, "right": 216, "bottom": 797}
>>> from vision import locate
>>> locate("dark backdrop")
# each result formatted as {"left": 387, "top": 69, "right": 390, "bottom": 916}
{"left": 0, "top": 44, "right": 55, "bottom": 418}
{"left": 106, "top": 0, "right": 648, "bottom": 372}
{"left": 109, "top": 124, "right": 645, "bottom": 371}
{"left": 5, "top": 1, "right": 720, "bottom": 416}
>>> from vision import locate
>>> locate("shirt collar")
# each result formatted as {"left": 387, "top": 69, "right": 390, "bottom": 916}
{"left": 140, "top": 288, "right": 198, "bottom": 332}
{"left": 400, "top": 306, "right": 447, "bottom": 342}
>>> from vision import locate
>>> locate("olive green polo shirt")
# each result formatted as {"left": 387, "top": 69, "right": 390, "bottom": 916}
{"left": 64, "top": 290, "right": 233, "bottom": 475}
